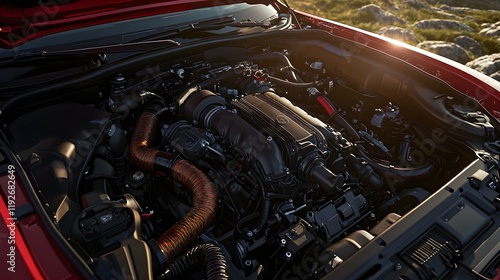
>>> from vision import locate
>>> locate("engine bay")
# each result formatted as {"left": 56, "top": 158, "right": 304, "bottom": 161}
{"left": 5, "top": 30, "right": 500, "bottom": 279}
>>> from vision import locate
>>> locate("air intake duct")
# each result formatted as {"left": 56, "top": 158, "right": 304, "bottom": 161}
{"left": 179, "top": 88, "right": 344, "bottom": 194}
{"left": 179, "top": 88, "right": 289, "bottom": 181}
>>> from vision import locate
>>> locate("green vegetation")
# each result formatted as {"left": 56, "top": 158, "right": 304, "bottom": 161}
{"left": 287, "top": 0, "right": 500, "bottom": 55}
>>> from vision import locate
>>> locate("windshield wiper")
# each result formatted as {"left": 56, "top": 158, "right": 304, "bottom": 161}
{"left": 132, "top": 16, "right": 271, "bottom": 42}
{"left": 0, "top": 39, "right": 180, "bottom": 66}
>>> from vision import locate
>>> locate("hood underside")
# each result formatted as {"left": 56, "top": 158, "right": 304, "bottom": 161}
{"left": 0, "top": 0, "right": 275, "bottom": 48}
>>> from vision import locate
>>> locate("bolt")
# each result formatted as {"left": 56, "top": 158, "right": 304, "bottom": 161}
{"left": 246, "top": 231, "right": 254, "bottom": 238}
{"left": 245, "top": 260, "right": 252, "bottom": 267}
{"left": 176, "top": 68, "right": 185, "bottom": 79}
{"left": 394, "top": 263, "right": 402, "bottom": 270}
{"left": 307, "top": 87, "right": 320, "bottom": 96}
{"left": 267, "top": 136, "right": 273, "bottom": 142}
{"left": 30, "top": 153, "right": 40, "bottom": 164}
{"left": 285, "top": 252, "right": 293, "bottom": 261}
{"left": 280, "top": 238, "right": 287, "bottom": 247}
{"left": 132, "top": 171, "right": 145, "bottom": 181}
{"left": 370, "top": 213, "right": 376, "bottom": 219}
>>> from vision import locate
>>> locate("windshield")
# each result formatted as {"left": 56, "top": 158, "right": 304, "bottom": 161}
{"left": 0, "top": 3, "right": 279, "bottom": 59}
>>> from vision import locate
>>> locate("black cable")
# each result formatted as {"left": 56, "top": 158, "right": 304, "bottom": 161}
{"left": 253, "top": 198, "right": 270, "bottom": 234}
{"left": 235, "top": 212, "right": 261, "bottom": 236}
{"left": 140, "top": 91, "right": 167, "bottom": 107}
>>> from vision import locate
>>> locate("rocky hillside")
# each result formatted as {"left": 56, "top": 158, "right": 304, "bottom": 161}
{"left": 288, "top": 0, "right": 500, "bottom": 81}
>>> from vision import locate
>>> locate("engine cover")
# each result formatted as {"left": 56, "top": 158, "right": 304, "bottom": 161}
{"left": 179, "top": 88, "right": 348, "bottom": 194}
{"left": 230, "top": 92, "right": 329, "bottom": 168}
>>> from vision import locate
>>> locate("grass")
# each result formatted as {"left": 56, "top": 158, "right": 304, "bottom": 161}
{"left": 287, "top": 0, "right": 500, "bottom": 56}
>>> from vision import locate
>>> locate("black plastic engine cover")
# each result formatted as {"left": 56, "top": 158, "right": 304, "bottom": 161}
{"left": 71, "top": 197, "right": 153, "bottom": 279}
{"left": 8, "top": 103, "right": 113, "bottom": 222}
{"left": 230, "top": 91, "right": 347, "bottom": 193}
{"left": 231, "top": 92, "right": 329, "bottom": 168}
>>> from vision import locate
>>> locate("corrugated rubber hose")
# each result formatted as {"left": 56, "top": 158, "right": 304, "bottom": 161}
{"left": 130, "top": 111, "right": 219, "bottom": 267}
{"left": 159, "top": 243, "right": 229, "bottom": 280}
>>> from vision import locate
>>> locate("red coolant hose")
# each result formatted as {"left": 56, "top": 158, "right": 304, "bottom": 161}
{"left": 316, "top": 95, "right": 336, "bottom": 116}
{"left": 130, "top": 111, "right": 218, "bottom": 266}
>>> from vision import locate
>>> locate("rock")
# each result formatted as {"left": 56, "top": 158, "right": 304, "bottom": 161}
{"left": 404, "top": 0, "right": 429, "bottom": 9}
{"left": 466, "top": 54, "right": 500, "bottom": 80}
{"left": 479, "top": 21, "right": 500, "bottom": 37}
{"left": 453, "top": 36, "right": 485, "bottom": 57}
{"left": 433, "top": 9, "right": 459, "bottom": 19}
{"left": 439, "top": 5, "right": 471, "bottom": 14}
{"left": 417, "top": 41, "right": 470, "bottom": 64}
{"left": 376, "top": 26, "right": 421, "bottom": 44}
{"left": 413, "top": 19, "right": 474, "bottom": 32}
{"left": 423, "top": 0, "right": 500, "bottom": 10}
{"left": 357, "top": 4, "right": 406, "bottom": 25}
{"left": 434, "top": 5, "right": 469, "bottom": 18}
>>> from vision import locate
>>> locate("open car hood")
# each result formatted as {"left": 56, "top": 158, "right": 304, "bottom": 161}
{"left": 0, "top": 0, "right": 499, "bottom": 277}
{"left": 0, "top": 0, "right": 275, "bottom": 49}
